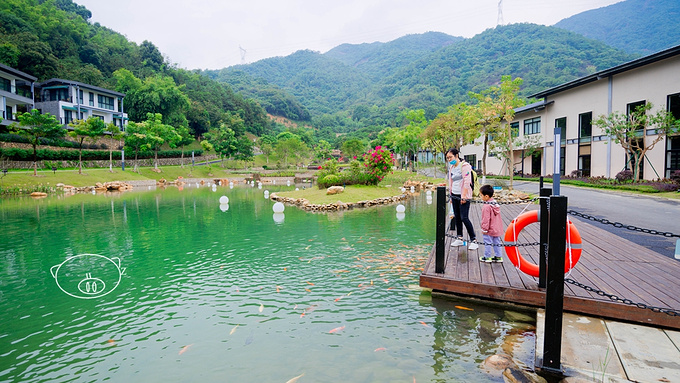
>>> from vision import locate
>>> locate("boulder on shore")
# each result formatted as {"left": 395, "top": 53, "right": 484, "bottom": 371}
{"left": 326, "top": 186, "right": 344, "bottom": 195}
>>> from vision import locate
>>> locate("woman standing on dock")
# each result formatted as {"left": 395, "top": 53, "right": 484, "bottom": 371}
{"left": 446, "top": 148, "right": 478, "bottom": 250}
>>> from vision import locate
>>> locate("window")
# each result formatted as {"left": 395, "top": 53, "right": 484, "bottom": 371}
{"left": 98, "top": 95, "right": 114, "bottom": 110}
{"left": 510, "top": 122, "right": 519, "bottom": 138}
{"left": 627, "top": 100, "right": 646, "bottom": 134}
{"left": 667, "top": 136, "right": 680, "bottom": 178}
{"left": 560, "top": 147, "right": 566, "bottom": 176}
{"left": 78, "top": 90, "right": 83, "bottom": 104}
{"left": 669, "top": 93, "right": 680, "bottom": 120}
{"left": 523, "top": 117, "right": 541, "bottom": 135}
{"left": 464, "top": 155, "right": 476, "bottom": 170}
{"left": 89, "top": 92, "right": 94, "bottom": 106}
{"left": 46, "top": 88, "right": 70, "bottom": 102}
{"left": 578, "top": 112, "right": 592, "bottom": 142}
{"left": 0, "top": 77, "right": 10, "bottom": 92}
{"left": 64, "top": 110, "right": 73, "bottom": 125}
{"left": 555, "top": 117, "right": 566, "bottom": 144}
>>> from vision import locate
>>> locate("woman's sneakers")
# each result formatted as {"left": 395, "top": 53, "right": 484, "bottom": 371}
{"left": 451, "top": 239, "right": 479, "bottom": 250}
{"left": 451, "top": 239, "right": 465, "bottom": 247}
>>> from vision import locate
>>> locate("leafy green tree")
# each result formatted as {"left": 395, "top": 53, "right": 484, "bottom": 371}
{"left": 103, "top": 122, "right": 124, "bottom": 172}
{"left": 422, "top": 104, "right": 470, "bottom": 177}
{"left": 275, "top": 136, "right": 308, "bottom": 168}
{"left": 10, "top": 109, "right": 65, "bottom": 175}
{"left": 113, "top": 69, "right": 190, "bottom": 128}
{"left": 174, "top": 125, "right": 194, "bottom": 168}
{"left": 234, "top": 136, "right": 255, "bottom": 169}
{"left": 479, "top": 76, "right": 525, "bottom": 188}
{"left": 314, "top": 139, "right": 333, "bottom": 162}
{"left": 124, "top": 121, "right": 152, "bottom": 172}
{"left": 257, "top": 135, "right": 276, "bottom": 164}
{"left": 141, "top": 113, "right": 181, "bottom": 170}
{"left": 204, "top": 124, "right": 238, "bottom": 167}
{"left": 68, "top": 117, "right": 106, "bottom": 174}
{"left": 594, "top": 102, "right": 680, "bottom": 180}
{"left": 340, "top": 138, "right": 366, "bottom": 160}
{"left": 388, "top": 109, "right": 427, "bottom": 171}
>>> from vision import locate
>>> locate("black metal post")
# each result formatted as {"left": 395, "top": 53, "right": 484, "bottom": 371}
{"left": 538, "top": 187, "right": 552, "bottom": 288}
{"left": 539, "top": 176, "right": 544, "bottom": 189}
{"left": 542, "top": 195, "right": 568, "bottom": 374}
{"left": 435, "top": 186, "right": 446, "bottom": 273}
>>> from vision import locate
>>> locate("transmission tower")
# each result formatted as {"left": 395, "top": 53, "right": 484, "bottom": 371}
{"left": 497, "top": 0, "right": 504, "bottom": 26}
{"left": 239, "top": 45, "right": 247, "bottom": 65}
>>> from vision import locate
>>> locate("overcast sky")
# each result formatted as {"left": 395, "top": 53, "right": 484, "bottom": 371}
{"left": 76, "top": 0, "right": 623, "bottom": 70}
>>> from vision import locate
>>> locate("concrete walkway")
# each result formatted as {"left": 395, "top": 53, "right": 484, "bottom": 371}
{"left": 536, "top": 310, "right": 680, "bottom": 383}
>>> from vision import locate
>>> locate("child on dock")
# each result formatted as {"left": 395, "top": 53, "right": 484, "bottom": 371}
{"left": 479, "top": 185, "right": 504, "bottom": 263}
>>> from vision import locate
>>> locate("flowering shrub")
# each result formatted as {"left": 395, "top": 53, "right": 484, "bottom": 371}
{"left": 317, "top": 158, "right": 339, "bottom": 180}
{"left": 363, "top": 146, "right": 394, "bottom": 185}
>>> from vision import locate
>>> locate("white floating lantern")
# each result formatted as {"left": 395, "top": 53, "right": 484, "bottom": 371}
{"left": 264, "top": 190, "right": 270, "bottom": 199}
{"left": 273, "top": 202, "right": 285, "bottom": 213}
{"left": 229, "top": 183, "right": 234, "bottom": 189}
{"left": 401, "top": 187, "right": 406, "bottom": 193}
{"left": 219, "top": 196, "right": 229, "bottom": 204}
{"left": 396, "top": 204, "right": 406, "bottom": 213}
{"left": 273, "top": 212, "right": 285, "bottom": 224}
{"left": 396, "top": 212, "right": 406, "bottom": 221}
{"left": 212, "top": 185, "right": 217, "bottom": 192}
{"left": 286, "top": 180, "right": 291, "bottom": 186}
{"left": 258, "top": 184, "right": 262, "bottom": 189}
{"left": 295, "top": 188, "right": 299, "bottom": 191}
{"left": 426, "top": 190, "right": 432, "bottom": 196}
{"left": 410, "top": 186, "right": 415, "bottom": 192}
{"left": 219, "top": 203, "right": 229, "bottom": 212}
{"left": 426, "top": 196, "right": 433, "bottom": 205}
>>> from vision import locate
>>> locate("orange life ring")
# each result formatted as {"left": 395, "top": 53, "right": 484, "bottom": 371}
{"left": 503, "top": 210, "right": 582, "bottom": 278}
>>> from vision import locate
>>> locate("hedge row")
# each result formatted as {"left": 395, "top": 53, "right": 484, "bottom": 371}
{"left": 0, "top": 133, "right": 106, "bottom": 150}
{"left": 0, "top": 147, "right": 203, "bottom": 161}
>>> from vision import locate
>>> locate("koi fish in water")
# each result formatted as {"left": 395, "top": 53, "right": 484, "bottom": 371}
{"left": 178, "top": 344, "right": 193, "bottom": 355}
{"left": 285, "top": 373, "right": 305, "bottom": 383}
{"left": 455, "top": 305, "right": 474, "bottom": 311}
{"left": 259, "top": 303, "right": 264, "bottom": 313}
{"left": 374, "top": 347, "right": 386, "bottom": 352}
{"left": 230, "top": 325, "right": 239, "bottom": 335}
{"left": 328, "top": 326, "right": 345, "bottom": 334}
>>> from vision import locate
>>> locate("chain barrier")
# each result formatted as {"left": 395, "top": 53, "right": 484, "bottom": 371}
{"left": 445, "top": 233, "right": 540, "bottom": 247}
{"left": 446, "top": 194, "right": 539, "bottom": 205}
{"left": 567, "top": 210, "right": 680, "bottom": 238}
{"left": 565, "top": 278, "right": 680, "bottom": 317}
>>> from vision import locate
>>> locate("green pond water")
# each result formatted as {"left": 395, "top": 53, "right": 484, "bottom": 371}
{"left": 0, "top": 184, "right": 535, "bottom": 382}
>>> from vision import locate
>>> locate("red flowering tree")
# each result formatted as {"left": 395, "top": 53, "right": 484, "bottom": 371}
{"left": 363, "top": 146, "right": 394, "bottom": 184}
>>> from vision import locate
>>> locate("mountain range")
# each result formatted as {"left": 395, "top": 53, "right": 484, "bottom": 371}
{"left": 203, "top": 0, "right": 679, "bottom": 132}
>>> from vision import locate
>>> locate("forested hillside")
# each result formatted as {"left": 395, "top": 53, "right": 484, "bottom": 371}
{"left": 325, "top": 31, "right": 463, "bottom": 81}
{"left": 0, "top": 0, "right": 272, "bottom": 137}
{"left": 554, "top": 0, "right": 680, "bottom": 55}
{"left": 208, "top": 23, "right": 634, "bottom": 132}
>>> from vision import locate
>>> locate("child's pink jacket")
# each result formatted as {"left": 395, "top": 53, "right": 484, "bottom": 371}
{"left": 481, "top": 199, "right": 503, "bottom": 237}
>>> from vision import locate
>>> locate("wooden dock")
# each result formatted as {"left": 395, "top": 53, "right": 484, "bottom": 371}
{"left": 419, "top": 201, "right": 680, "bottom": 330}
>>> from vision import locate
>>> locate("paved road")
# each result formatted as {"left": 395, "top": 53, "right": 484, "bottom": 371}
{"left": 511, "top": 180, "right": 680, "bottom": 259}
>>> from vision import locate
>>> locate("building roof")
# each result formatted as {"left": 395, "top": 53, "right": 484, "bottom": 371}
{"left": 37, "top": 78, "right": 125, "bottom": 97}
{"left": 514, "top": 99, "right": 554, "bottom": 115}
{"left": 530, "top": 44, "right": 680, "bottom": 99}
{"left": 0, "top": 62, "right": 38, "bottom": 82}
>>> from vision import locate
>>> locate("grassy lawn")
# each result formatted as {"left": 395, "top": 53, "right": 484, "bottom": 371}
{"left": 273, "top": 170, "right": 443, "bottom": 205}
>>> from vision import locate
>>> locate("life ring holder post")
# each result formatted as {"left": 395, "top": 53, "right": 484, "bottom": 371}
{"left": 542, "top": 195, "right": 569, "bottom": 374}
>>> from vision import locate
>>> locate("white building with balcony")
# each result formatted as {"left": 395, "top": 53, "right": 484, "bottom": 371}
{"left": 460, "top": 44, "right": 680, "bottom": 180}
{"left": 0, "top": 63, "right": 36, "bottom": 128}
{"left": 34, "top": 79, "right": 127, "bottom": 131}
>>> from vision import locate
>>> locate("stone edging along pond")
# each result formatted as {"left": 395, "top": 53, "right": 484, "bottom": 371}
{"left": 269, "top": 180, "right": 435, "bottom": 212}
{"left": 269, "top": 193, "right": 410, "bottom": 212}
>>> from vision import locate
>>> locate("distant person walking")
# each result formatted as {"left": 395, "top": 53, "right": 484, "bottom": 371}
{"left": 446, "top": 148, "right": 477, "bottom": 250}
{"left": 479, "top": 184, "right": 504, "bottom": 263}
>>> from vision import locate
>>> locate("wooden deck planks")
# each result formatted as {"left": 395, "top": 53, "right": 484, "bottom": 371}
{"left": 421, "top": 199, "right": 680, "bottom": 330}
